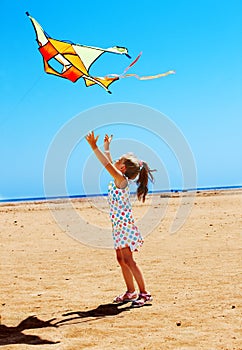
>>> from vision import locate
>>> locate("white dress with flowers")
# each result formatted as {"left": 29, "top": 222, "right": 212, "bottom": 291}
{"left": 108, "top": 180, "right": 143, "bottom": 252}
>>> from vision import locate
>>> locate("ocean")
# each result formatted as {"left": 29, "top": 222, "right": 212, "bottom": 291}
{"left": 0, "top": 185, "right": 241, "bottom": 204}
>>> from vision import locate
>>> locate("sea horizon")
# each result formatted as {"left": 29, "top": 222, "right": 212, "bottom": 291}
{"left": 0, "top": 184, "right": 241, "bottom": 204}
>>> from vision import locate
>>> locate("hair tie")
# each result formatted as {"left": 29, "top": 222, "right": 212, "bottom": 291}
{"left": 139, "top": 160, "right": 143, "bottom": 170}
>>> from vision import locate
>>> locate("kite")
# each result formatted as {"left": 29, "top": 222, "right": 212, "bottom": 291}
{"left": 26, "top": 12, "right": 175, "bottom": 94}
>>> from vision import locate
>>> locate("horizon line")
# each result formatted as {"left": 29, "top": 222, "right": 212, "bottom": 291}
{"left": 0, "top": 184, "right": 242, "bottom": 204}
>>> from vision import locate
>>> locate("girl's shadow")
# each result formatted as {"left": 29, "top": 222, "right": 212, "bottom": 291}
{"left": 0, "top": 303, "right": 132, "bottom": 345}
{"left": 55, "top": 302, "right": 132, "bottom": 326}
{"left": 0, "top": 315, "right": 59, "bottom": 346}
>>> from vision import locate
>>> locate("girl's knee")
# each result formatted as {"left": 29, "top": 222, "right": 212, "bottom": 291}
{"left": 123, "top": 255, "right": 136, "bottom": 267}
{"left": 116, "top": 247, "right": 136, "bottom": 267}
{"left": 116, "top": 250, "right": 125, "bottom": 265}
{"left": 116, "top": 255, "right": 123, "bottom": 265}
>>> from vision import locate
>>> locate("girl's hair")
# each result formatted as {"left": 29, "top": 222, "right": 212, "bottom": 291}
{"left": 121, "top": 153, "right": 156, "bottom": 202}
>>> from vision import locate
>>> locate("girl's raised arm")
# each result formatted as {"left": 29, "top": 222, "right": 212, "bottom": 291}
{"left": 85, "top": 131, "right": 126, "bottom": 188}
{"left": 104, "top": 134, "right": 113, "bottom": 163}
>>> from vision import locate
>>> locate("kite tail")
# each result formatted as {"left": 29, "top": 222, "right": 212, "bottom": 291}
{"left": 119, "top": 52, "right": 176, "bottom": 80}
{"left": 105, "top": 51, "right": 175, "bottom": 82}
{"left": 122, "top": 70, "right": 176, "bottom": 80}
{"left": 122, "top": 51, "right": 142, "bottom": 74}
{"left": 103, "top": 52, "right": 142, "bottom": 80}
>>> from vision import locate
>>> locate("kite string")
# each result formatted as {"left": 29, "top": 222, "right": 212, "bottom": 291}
{"left": 0, "top": 73, "right": 43, "bottom": 128}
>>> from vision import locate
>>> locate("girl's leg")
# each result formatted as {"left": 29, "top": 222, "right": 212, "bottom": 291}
{"left": 120, "top": 247, "right": 147, "bottom": 294}
{"left": 116, "top": 249, "right": 135, "bottom": 292}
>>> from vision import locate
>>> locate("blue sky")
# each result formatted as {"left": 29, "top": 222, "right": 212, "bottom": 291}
{"left": 1, "top": 0, "right": 241, "bottom": 200}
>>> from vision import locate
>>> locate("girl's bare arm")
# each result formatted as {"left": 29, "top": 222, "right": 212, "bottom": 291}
{"left": 85, "top": 131, "right": 126, "bottom": 188}
{"left": 103, "top": 134, "right": 113, "bottom": 163}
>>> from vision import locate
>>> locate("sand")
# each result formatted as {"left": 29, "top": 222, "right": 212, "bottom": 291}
{"left": 0, "top": 189, "right": 242, "bottom": 349}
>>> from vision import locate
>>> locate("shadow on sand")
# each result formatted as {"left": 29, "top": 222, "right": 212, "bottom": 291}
{"left": 0, "top": 315, "right": 59, "bottom": 346}
{"left": 0, "top": 303, "right": 148, "bottom": 346}
{"left": 0, "top": 303, "right": 134, "bottom": 345}
{"left": 55, "top": 302, "right": 133, "bottom": 326}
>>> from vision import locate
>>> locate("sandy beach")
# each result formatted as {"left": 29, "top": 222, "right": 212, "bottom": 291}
{"left": 1, "top": 189, "right": 241, "bottom": 350}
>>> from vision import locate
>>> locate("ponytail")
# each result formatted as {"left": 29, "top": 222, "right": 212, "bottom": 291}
{"left": 136, "top": 161, "right": 156, "bottom": 202}
{"left": 121, "top": 153, "right": 156, "bottom": 202}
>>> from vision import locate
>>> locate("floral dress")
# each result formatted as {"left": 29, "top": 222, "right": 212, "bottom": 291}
{"left": 108, "top": 180, "right": 143, "bottom": 252}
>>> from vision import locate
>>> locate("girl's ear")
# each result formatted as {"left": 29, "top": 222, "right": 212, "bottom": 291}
{"left": 120, "top": 164, "right": 126, "bottom": 173}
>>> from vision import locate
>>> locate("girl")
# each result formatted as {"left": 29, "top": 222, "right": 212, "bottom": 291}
{"left": 85, "top": 131, "right": 155, "bottom": 307}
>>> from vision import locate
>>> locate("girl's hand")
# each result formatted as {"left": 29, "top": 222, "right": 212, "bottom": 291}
{"left": 85, "top": 131, "right": 99, "bottom": 150}
{"left": 104, "top": 134, "right": 113, "bottom": 151}
{"left": 85, "top": 132, "right": 125, "bottom": 187}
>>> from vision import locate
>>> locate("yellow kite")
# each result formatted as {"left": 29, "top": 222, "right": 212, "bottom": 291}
{"left": 26, "top": 13, "right": 175, "bottom": 94}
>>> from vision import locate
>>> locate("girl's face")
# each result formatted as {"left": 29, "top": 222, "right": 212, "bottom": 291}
{"left": 114, "top": 158, "right": 126, "bottom": 173}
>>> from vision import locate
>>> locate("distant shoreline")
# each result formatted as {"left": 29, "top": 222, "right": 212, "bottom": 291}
{"left": 1, "top": 185, "right": 241, "bottom": 204}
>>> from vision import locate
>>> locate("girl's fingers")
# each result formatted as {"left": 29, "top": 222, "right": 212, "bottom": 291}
{"left": 104, "top": 134, "right": 113, "bottom": 142}
{"left": 86, "top": 131, "right": 99, "bottom": 145}
{"left": 86, "top": 131, "right": 95, "bottom": 138}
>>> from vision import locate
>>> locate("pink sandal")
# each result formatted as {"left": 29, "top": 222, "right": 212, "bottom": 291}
{"left": 113, "top": 291, "right": 138, "bottom": 303}
{"left": 132, "top": 292, "right": 153, "bottom": 307}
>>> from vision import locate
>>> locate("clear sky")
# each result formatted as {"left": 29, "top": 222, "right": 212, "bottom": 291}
{"left": 1, "top": 0, "right": 241, "bottom": 200}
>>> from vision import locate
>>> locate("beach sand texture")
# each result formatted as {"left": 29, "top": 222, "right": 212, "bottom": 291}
{"left": 1, "top": 189, "right": 242, "bottom": 349}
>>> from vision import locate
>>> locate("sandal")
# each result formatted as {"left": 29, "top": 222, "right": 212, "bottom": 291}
{"left": 113, "top": 291, "right": 138, "bottom": 303}
{"left": 131, "top": 292, "right": 153, "bottom": 307}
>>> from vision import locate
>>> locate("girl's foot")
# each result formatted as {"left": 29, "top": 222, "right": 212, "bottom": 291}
{"left": 113, "top": 291, "right": 138, "bottom": 303}
{"left": 132, "top": 292, "right": 153, "bottom": 307}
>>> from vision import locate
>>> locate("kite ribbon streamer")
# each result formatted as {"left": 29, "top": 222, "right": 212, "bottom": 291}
{"left": 106, "top": 51, "right": 175, "bottom": 81}
{"left": 122, "top": 70, "right": 176, "bottom": 80}
{"left": 122, "top": 51, "right": 142, "bottom": 74}
{"left": 106, "top": 52, "right": 143, "bottom": 79}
